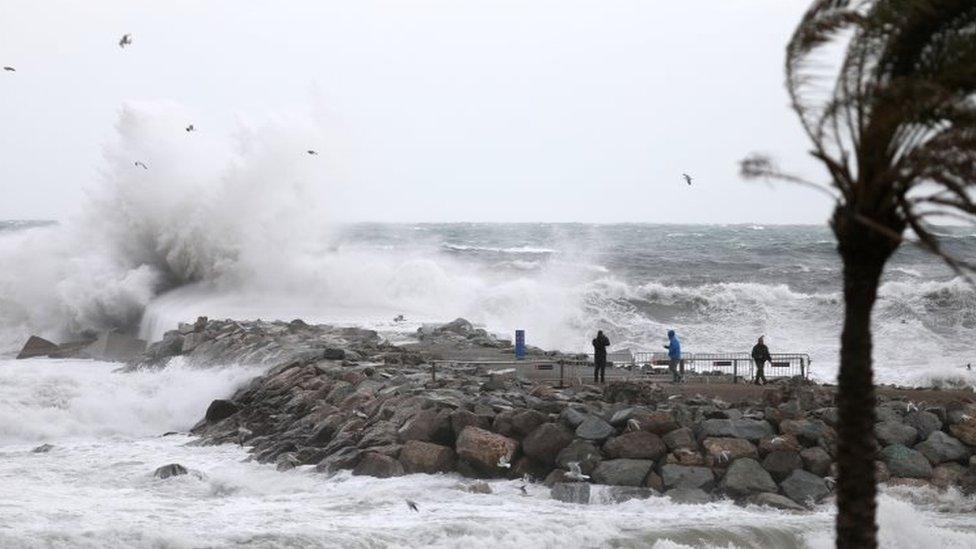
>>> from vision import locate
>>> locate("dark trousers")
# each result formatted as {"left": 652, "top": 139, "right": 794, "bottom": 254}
{"left": 669, "top": 358, "right": 683, "bottom": 382}
{"left": 754, "top": 360, "right": 767, "bottom": 385}
{"left": 594, "top": 357, "right": 606, "bottom": 383}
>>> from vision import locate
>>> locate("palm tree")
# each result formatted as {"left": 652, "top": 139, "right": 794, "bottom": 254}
{"left": 741, "top": 2, "right": 976, "bottom": 547}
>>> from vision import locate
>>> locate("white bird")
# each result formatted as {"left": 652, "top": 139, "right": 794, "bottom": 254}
{"left": 717, "top": 450, "right": 732, "bottom": 464}
{"left": 961, "top": 414, "right": 972, "bottom": 422}
{"left": 668, "top": 395, "right": 682, "bottom": 401}
{"left": 405, "top": 499, "right": 419, "bottom": 512}
{"left": 566, "top": 462, "right": 590, "bottom": 481}
{"left": 824, "top": 476, "right": 836, "bottom": 489}
{"left": 354, "top": 410, "right": 368, "bottom": 419}
{"left": 236, "top": 426, "right": 252, "bottom": 447}
{"left": 119, "top": 34, "right": 132, "bottom": 48}
{"left": 770, "top": 436, "right": 786, "bottom": 445}
{"left": 497, "top": 454, "right": 512, "bottom": 469}
{"left": 906, "top": 401, "right": 918, "bottom": 413}
{"left": 683, "top": 173, "right": 693, "bottom": 186}
{"left": 134, "top": 161, "right": 148, "bottom": 170}
{"left": 626, "top": 418, "right": 641, "bottom": 432}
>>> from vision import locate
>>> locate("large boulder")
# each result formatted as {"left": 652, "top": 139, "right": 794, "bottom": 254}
{"left": 153, "top": 463, "right": 188, "bottom": 479}
{"left": 931, "top": 463, "right": 967, "bottom": 489}
{"left": 949, "top": 418, "right": 976, "bottom": 446}
{"left": 551, "top": 482, "right": 590, "bottom": 504}
{"left": 780, "top": 469, "right": 830, "bottom": 506}
{"left": 635, "top": 410, "right": 679, "bottom": 435}
{"left": 560, "top": 407, "right": 587, "bottom": 428}
{"left": 663, "top": 427, "right": 697, "bottom": 451}
{"left": 205, "top": 399, "right": 240, "bottom": 423}
{"left": 879, "top": 444, "right": 933, "bottom": 479}
{"left": 875, "top": 421, "right": 918, "bottom": 447}
{"left": 398, "top": 408, "right": 453, "bottom": 445}
{"left": 700, "top": 419, "right": 773, "bottom": 442}
{"left": 399, "top": 441, "right": 456, "bottom": 474}
{"left": 702, "top": 437, "right": 757, "bottom": 464}
{"left": 555, "top": 440, "right": 603, "bottom": 475}
{"left": 747, "top": 492, "right": 806, "bottom": 511}
{"left": 576, "top": 416, "right": 616, "bottom": 441}
{"left": 16, "top": 336, "right": 59, "bottom": 359}
{"left": 591, "top": 459, "right": 655, "bottom": 487}
{"left": 762, "top": 450, "right": 803, "bottom": 482}
{"left": 455, "top": 426, "right": 518, "bottom": 474}
{"left": 659, "top": 464, "right": 715, "bottom": 491}
{"left": 511, "top": 409, "right": 548, "bottom": 438}
{"left": 904, "top": 410, "right": 943, "bottom": 440}
{"left": 778, "top": 419, "right": 835, "bottom": 448}
{"left": 523, "top": 423, "right": 574, "bottom": 464}
{"left": 450, "top": 409, "right": 491, "bottom": 436}
{"left": 799, "top": 447, "right": 832, "bottom": 477}
{"left": 353, "top": 452, "right": 405, "bottom": 478}
{"left": 915, "top": 431, "right": 971, "bottom": 465}
{"left": 604, "top": 432, "right": 667, "bottom": 460}
{"left": 720, "top": 458, "right": 777, "bottom": 497}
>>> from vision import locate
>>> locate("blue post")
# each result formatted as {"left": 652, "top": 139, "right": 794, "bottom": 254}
{"left": 515, "top": 329, "right": 525, "bottom": 360}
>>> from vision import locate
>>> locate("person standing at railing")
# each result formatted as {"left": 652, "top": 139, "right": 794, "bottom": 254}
{"left": 664, "top": 330, "right": 682, "bottom": 383}
{"left": 751, "top": 335, "right": 772, "bottom": 385}
{"left": 592, "top": 330, "right": 610, "bottom": 383}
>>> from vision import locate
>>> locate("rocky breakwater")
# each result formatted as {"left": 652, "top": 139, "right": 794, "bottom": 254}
{"left": 140, "top": 318, "right": 976, "bottom": 510}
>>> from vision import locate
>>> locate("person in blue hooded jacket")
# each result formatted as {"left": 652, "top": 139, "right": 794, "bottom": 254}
{"left": 664, "top": 329, "right": 683, "bottom": 383}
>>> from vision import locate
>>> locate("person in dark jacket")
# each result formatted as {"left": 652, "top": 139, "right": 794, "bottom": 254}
{"left": 592, "top": 330, "right": 610, "bottom": 383}
{"left": 664, "top": 330, "right": 682, "bottom": 383}
{"left": 751, "top": 335, "right": 772, "bottom": 385}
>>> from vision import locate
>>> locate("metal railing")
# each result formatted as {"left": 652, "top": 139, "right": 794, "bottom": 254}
{"left": 429, "top": 351, "right": 810, "bottom": 387}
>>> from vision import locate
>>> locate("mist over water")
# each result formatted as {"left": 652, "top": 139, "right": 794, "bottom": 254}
{"left": 1, "top": 104, "right": 975, "bottom": 388}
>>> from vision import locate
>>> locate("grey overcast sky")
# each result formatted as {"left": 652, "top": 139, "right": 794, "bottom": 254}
{"left": 1, "top": 0, "right": 831, "bottom": 224}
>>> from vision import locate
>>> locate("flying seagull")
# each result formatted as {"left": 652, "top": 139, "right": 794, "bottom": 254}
{"left": 119, "top": 34, "right": 132, "bottom": 48}
{"left": 185, "top": 124, "right": 195, "bottom": 132}
{"left": 306, "top": 150, "right": 318, "bottom": 155}
{"left": 134, "top": 161, "right": 148, "bottom": 170}
{"left": 3, "top": 66, "right": 14, "bottom": 72}
{"left": 405, "top": 499, "right": 419, "bottom": 512}
{"left": 566, "top": 462, "right": 590, "bottom": 481}
{"left": 683, "top": 173, "right": 693, "bottom": 186}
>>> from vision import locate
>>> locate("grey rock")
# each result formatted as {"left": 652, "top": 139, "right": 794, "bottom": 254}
{"left": 880, "top": 444, "right": 933, "bottom": 479}
{"left": 747, "top": 492, "right": 806, "bottom": 511}
{"left": 662, "top": 427, "right": 697, "bottom": 451}
{"left": 700, "top": 419, "right": 773, "bottom": 442}
{"left": 591, "top": 459, "right": 655, "bottom": 487}
{"left": 665, "top": 487, "right": 712, "bottom": 504}
{"left": 603, "top": 431, "right": 667, "bottom": 460}
{"left": 799, "top": 447, "right": 832, "bottom": 477}
{"left": 555, "top": 440, "right": 603, "bottom": 475}
{"left": 720, "top": 458, "right": 777, "bottom": 497}
{"left": 659, "top": 464, "right": 715, "bottom": 491}
{"left": 576, "top": 416, "right": 616, "bottom": 441}
{"left": 604, "top": 486, "right": 659, "bottom": 503}
{"left": 352, "top": 452, "right": 405, "bottom": 478}
{"left": 523, "top": 423, "right": 574, "bottom": 464}
{"left": 204, "top": 399, "right": 240, "bottom": 423}
{"left": 904, "top": 410, "right": 942, "bottom": 440}
{"left": 31, "top": 443, "right": 54, "bottom": 453}
{"left": 551, "top": 482, "right": 590, "bottom": 504}
{"left": 875, "top": 421, "right": 918, "bottom": 447}
{"left": 915, "top": 431, "right": 971, "bottom": 465}
{"left": 780, "top": 469, "right": 830, "bottom": 506}
{"left": 761, "top": 450, "right": 803, "bottom": 482}
{"left": 153, "top": 463, "right": 188, "bottom": 479}
{"left": 560, "top": 407, "right": 587, "bottom": 428}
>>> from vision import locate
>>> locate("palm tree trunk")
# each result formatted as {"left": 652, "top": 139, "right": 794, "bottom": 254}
{"left": 835, "top": 250, "right": 886, "bottom": 549}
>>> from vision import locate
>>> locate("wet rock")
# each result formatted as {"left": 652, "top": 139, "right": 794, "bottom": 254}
{"left": 450, "top": 409, "right": 492, "bottom": 436}
{"left": 511, "top": 410, "right": 549, "bottom": 438}
{"left": 458, "top": 481, "right": 493, "bottom": 494}
{"left": 276, "top": 453, "right": 300, "bottom": 471}
{"left": 799, "top": 447, "right": 832, "bottom": 477}
{"left": 879, "top": 444, "right": 933, "bottom": 479}
{"left": 205, "top": 399, "right": 240, "bottom": 423}
{"left": 353, "top": 452, "right": 405, "bottom": 478}
{"left": 398, "top": 408, "right": 453, "bottom": 446}
{"left": 603, "top": 432, "right": 667, "bottom": 460}
{"left": 904, "top": 410, "right": 942, "bottom": 440}
{"left": 576, "top": 416, "right": 616, "bottom": 441}
{"left": 644, "top": 471, "right": 664, "bottom": 491}
{"left": 665, "top": 487, "right": 712, "bottom": 504}
{"left": 915, "top": 431, "right": 970, "bottom": 465}
{"left": 605, "top": 486, "right": 659, "bottom": 503}
{"left": 761, "top": 450, "right": 803, "bottom": 482}
{"left": 591, "top": 459, "right": 655, "bottom": 487}
{"left": 931, "top": 463, "right": 967, "bottom": 489}
{"left": 399, "top": 440, "right": 457, "bottom": 474}
{"left": 780, "top": 469, "right": 829, "bottom": 506}
{"left": 16, "top": 335, "right": 60, "bottom": 359}
{"left": 747, "top": 492, "right": 806, "bottom": 511}
{"left": 551, "top": 482, "right": 590, "bottom": 504}
{"left": 700, "top": 419, "right": 773, "bottom": 442}
{"left": 455, "top": 426, "right": 518, "bottom": 475}
{"left": 154, "top": 463, "right": 189, "bottom": 479}
{"left": 555, "top": 440, "right": 602, "bottom": 475}
{"left": 31, "top": 443, "right": 54, "bottom": 453}
{"left": 757, "top": 434, "right": 802, "bottom": 456}
{"left": 523, "top": 423, "right": 573, "bottom": 464}
{"left": 659, "top": 464, "right": 715, "bottom": 491}
{"left": 720, "top": 458, "right": 777, "bottom": 498}
{"left": 702, "top": 437, "right": 757, "bottom": 464}
{"left": 636, "top": 410, "right": 679, "bottom": 435}
{"left": 560, "top": 407, "right": 587, "bottom": 428}
{"left": 875, "top": 421, "right": 918, "bottom": 447}
{"left": 315, "top": 447, "right": 363, "bottom": 474}
{"left": 778, "top": 419, "right": 834, "bottom": 448}
{"left": 948, "top": 418, "right": 976, "bottom": 446}
{"left": 663, "top": 427, "right": 697, "bottom": 451}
